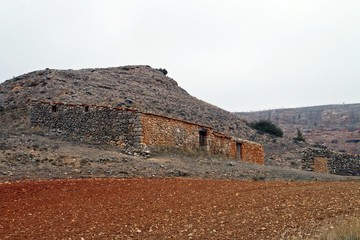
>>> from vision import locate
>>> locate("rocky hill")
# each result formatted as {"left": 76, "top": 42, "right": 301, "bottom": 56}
{"left": 236, "top": 104, "right": 360, "bottom": 154}
{"left": 0, "top": 65, "right": 255, "bottom": 138}
{"left": 0, "top": 65, "right": 310, "bottom": 167}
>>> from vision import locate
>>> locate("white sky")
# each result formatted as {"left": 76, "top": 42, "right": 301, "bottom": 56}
{"left": 1, "top": 0, "right": 359, "bottom": 112}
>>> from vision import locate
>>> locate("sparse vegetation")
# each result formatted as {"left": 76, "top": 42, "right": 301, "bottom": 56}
{"left": 319, "top": 217, "right": 360, "bottom": 240}
{"left": 156, "top": 68, "right": 168, "bottom": 75}
{"left": 294, "top": 128, "right": 306, "bottom": 142}
{"left": 248, "top": 119, "right": 284, "bottom": 137}
{"left": 150, "top": 145, "right": 213, "bottom": 159}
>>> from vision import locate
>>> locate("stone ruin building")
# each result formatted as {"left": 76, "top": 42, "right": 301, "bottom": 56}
{"left": 30, "top": 101, "right": 265, "bottom": 164}
{"left": 301, "top": 147, "right": 360, "bottom": 176}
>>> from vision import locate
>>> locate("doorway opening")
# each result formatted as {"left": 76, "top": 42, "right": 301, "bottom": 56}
{"left": 199, "top": 129, "right": 207, "bottom": 147}
{"left": 236, "top": 143, "right": 242, "bottom": 160}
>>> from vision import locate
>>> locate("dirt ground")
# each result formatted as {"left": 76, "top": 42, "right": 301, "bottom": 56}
{"left": 0, "top": 130, "right": 354, "bottom": 182}
{"left": 1, "top": 178, "right": 360, "bottom": 240}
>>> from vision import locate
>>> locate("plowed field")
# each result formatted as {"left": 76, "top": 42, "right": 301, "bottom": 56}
{"left": 1, "top": 178, "right": 360, "bottom": 239}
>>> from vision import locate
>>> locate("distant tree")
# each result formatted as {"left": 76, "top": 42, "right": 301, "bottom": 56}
{"left": 156, "top": 68, "right": 168, "bottom": 76}
{"left": 248, "top": 120, "right": 283, "bottom": 137}
{"left": 294, "top": 128, "right": 306, "bottom": 142}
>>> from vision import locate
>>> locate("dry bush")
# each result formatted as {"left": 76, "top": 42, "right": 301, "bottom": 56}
{"left": 319, "top": 217, "right": 360, "bottom": 240}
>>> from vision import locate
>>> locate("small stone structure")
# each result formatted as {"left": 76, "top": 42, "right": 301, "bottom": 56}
{"left": 30, "top": 101, "right": 264, "bottom": 164}
{"left": 301, "top": 148, "right": 360, "bottom": 176}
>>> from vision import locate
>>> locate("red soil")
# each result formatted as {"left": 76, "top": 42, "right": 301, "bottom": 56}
{"left": 1, "top": 178, "right": 360, "bottom": 239}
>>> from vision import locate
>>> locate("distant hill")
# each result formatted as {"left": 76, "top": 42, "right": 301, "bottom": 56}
{"left": 236, "top": 104, "right": 360, "bottom": 154}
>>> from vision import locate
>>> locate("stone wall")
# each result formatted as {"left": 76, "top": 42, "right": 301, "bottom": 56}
{"left": 30, "top": 102, "right": 144, "bottom": 153}
{"left": 30, "top": 102, "right": 264, "bottom": 164}
{"left": 301, "top": 148, "right": 360, "bottom": 176}
{"left": 141, "top": 113, "right": 201, "bottom": 150}
{"left": 207, "top": 132, "right": 235, "bottom": 158}
{"left": 312, "top": 157, "right": 329, "bottom": 174}
{"left": 240, "top": 141, "right": 265, "bottom": 165}
{"left": 141, "top": 113, "right": 264, "bottom": 164}
{"left": 142, "top": 113, "right": 236, "bottom": 157}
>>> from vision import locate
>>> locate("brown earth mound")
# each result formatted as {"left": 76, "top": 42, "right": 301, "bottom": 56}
{"left": 1, "top": 178, "right": 359, "bottom": 239}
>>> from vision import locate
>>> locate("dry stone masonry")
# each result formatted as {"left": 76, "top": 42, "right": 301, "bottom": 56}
{"left": 30, "top": 101, "right": 264, "bottom": 164}
{"left": 141, "top": 112, "right": 264, "bottom": 164}
{"left": 301, "top": 147, "right": 360, "bottom": 176}
{"left": 30, "top": 102, "right": 147, "bottom": 155}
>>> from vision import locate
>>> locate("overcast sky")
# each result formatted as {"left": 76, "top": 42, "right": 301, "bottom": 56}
{"left": 1, "top": 0, "right": 359, "bottom": 112}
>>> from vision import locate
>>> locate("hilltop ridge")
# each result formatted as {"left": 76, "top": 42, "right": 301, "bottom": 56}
{"left": 0, "top": 65, "right": 254, "bottom": 139}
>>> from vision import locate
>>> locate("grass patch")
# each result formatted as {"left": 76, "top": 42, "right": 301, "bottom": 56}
{"left": 319, "top": 217, "right": 360, "bottom": 240}
{"left": 149, "top": 145, "right": 230, "bottom": 161}
{"left": 150, "top": 146, "right": 211, "bottom": 158}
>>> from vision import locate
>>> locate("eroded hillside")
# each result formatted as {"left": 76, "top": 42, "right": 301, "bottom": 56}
{"left": 237, "top": 105, "right": 360, "bottom": 154}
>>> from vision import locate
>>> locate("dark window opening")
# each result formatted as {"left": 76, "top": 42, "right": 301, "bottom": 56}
{"left": 51, "top": 105, "right": 57, "bottom": 112}
{"left": 84, "top": 106, "right": 89, "bottom": 112}
{"left": 236, "top": 143, "right": 242, "bottom": 160}
{"left": 199, "top": 129, "right": 207, "bottom": 147}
